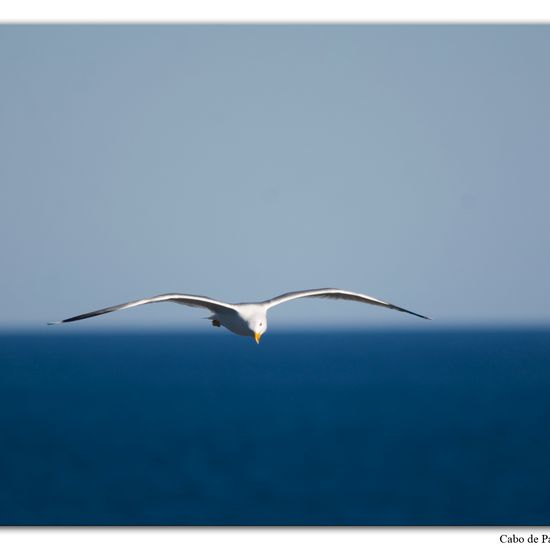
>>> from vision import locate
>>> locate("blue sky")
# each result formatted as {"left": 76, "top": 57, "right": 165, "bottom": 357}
{"left": 1, "top": 25, "right": 549, "bottom": 328}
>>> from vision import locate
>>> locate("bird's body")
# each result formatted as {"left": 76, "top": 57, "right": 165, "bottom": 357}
{"left": 209, "top": 303, "right": 266, "bottom": 337}
{"left": 49, "top": 288, "right": 430, "bottom": 343}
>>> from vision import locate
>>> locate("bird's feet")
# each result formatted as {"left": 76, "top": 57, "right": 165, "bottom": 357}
{"left": 212, "top": 320, "right": 221, "bottom": 327}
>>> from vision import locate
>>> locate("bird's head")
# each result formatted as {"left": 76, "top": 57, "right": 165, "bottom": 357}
{"left": 249, "top": 317, "right": 267, "bottom": 344}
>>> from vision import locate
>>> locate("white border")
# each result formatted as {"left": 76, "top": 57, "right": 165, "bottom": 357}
{"left": 1, "top": 0, "right": 550, "bottom": 23}
{"left": 2, "top": 527, "right": 546, "bottom": 550}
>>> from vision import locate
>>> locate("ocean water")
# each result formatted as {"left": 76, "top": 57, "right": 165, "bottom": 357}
{"left": 0, "top": 328, "right": 549, "bottom": 526}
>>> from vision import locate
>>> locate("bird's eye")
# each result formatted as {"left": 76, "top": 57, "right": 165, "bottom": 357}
{"left": 260, "top": 322, "right": 263, "bottom": 326}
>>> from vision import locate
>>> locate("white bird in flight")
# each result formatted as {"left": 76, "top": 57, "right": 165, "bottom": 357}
{"left": 49, "top": 288, "right": 430, "bottom": 343}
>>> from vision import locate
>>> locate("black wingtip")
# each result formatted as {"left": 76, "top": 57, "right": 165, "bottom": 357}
{"left": 398, "top": 307, "right": 431, "bottom": 320}
{"left": 417, "top": 313, "right": 432, "bottom": 320}
{"left": 47, "top": 321, "right": 63, "bottom": 325}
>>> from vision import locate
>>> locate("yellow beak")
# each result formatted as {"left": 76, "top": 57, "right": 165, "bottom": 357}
{"left": 255, "top": 332, "right": 262, "bottom": 344}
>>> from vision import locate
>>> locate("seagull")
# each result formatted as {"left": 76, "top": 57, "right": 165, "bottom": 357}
{"left": 49, "top": 288, "right": 430, "bottom": 343}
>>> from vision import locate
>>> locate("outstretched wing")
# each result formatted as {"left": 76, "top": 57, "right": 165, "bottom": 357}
{"left": 48, "top": 293, "right": 237, "bottom": 324}
{"left": 263, "top": 288, "right": 430, "bottom": 320}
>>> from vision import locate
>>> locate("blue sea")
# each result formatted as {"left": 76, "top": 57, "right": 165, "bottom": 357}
{"left": 0, "top": 328, "right": 549, "bottom": 525}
